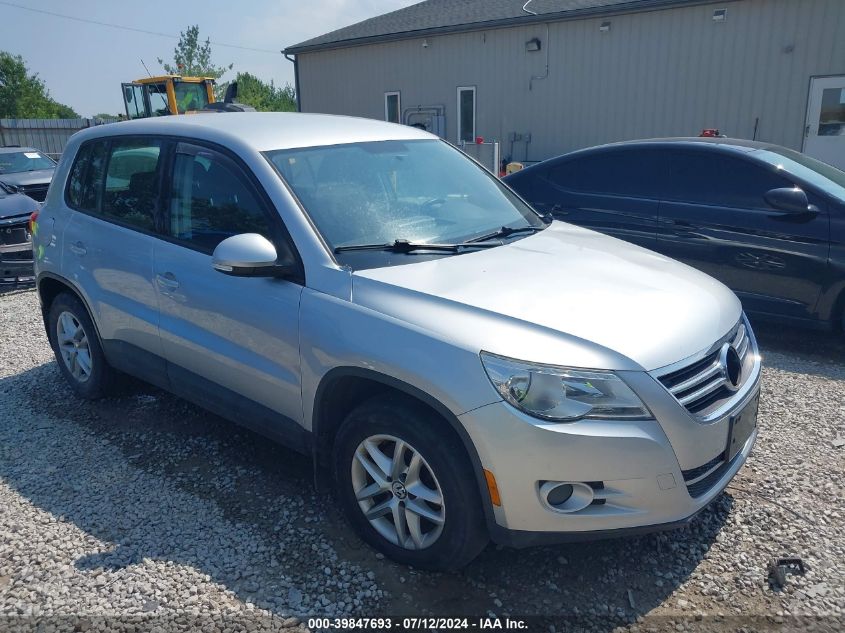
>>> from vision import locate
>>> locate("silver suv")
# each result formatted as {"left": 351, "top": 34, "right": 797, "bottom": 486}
{"left": 34, "top": 113, "right": 761, "bottom": 570}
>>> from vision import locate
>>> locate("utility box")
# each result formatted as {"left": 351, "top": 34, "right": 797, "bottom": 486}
{"left": 405, "top": 106, "right": 446, "bottom": 138}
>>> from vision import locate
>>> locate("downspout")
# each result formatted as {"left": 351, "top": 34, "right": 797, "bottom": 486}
{"left": 529, "top": 22, "right": 550, "bottom": 91}
{"left": 283, "top": 52, "right": 302, "bottom": 112}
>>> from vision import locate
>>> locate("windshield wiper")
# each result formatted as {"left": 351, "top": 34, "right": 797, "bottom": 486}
{"left": 334, "top": 238, "right": 502, "bottom": 254}
{"left": 469, "top": 225, "right": 544, "bottom": 243}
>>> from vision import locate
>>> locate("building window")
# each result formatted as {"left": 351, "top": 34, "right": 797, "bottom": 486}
{"left": 384, "top": 92, "right": 401, "bottom": 123}
{"left": 457, "top": 86, "right": 476, "bottom": 143}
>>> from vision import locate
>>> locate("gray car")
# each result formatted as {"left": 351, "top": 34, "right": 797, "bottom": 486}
{"left": 0, "top": 146, "right": 56, "bottom": 202}
{"left": 33, "top": 113, "right": 761, "bottom": 569}
{"left": 0, "top": 181, "right": 38, "bottom": 283}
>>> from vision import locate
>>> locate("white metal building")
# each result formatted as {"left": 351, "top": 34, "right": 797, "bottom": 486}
{"left": 284, "top": 0, "right": 845, "bottom": 169}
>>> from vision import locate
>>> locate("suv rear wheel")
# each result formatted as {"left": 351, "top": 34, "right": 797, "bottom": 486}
{"left": 47, "top": 292, "right": 116, "bottom": 399}
{"left": 333, "top": 394, "right": 488, "bottom": 570}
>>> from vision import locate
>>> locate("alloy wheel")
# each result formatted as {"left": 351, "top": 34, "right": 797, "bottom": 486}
{"left": 56, "top": 311, "right": 92, "bottom": 383}
{"left": 350, "top": 434, "right": 445, "bottom": 550}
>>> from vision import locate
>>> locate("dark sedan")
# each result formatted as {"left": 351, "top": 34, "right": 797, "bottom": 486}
{"left": 505, "top": 138, "right": 845, "bottom": 330}
{"left": 0, "top": 181, "right": 39, "bottom": 283}
{"left": 0, "top": 146, "right": 56, "bottom": 202}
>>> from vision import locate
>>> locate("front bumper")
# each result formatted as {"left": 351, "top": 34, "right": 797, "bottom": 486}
{"left": 459, "top": 360, "right": 760, "bottom": 544}
{"left": 0, "top": 245, "right": 34, "bottom": 281}
{"left": 1, "top": 214, "right": 34, "bottom": 282}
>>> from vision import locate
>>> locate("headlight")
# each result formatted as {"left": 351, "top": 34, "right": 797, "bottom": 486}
{"left": 480, "top": 352, "right": 651, "bottom": 422}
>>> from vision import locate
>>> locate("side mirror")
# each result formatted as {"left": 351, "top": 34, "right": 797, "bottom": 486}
{"left": 764, "top": 187, "right": 813, "bottom": 215}
{"left": 212, "top": 233, "right": 297, "bottom": 278}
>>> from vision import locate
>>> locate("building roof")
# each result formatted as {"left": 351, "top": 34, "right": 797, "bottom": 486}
{"left": 285, "top": 0, "right": 704, "bottom": 54}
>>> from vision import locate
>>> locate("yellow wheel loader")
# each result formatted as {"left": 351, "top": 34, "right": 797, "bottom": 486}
{"left": 121, "top": 76, "right": 251, "bottom": 119}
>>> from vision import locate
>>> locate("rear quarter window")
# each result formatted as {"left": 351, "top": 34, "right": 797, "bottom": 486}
{"left": 66, "top": 141, "right": 109, "bottom": 212}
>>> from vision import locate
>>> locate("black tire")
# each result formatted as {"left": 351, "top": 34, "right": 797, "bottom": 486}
{"left": 47, "top": 292, "right": 116, "bottom": 400}
{"left": 333, "top": 393, "right": 488, "bottom": 570}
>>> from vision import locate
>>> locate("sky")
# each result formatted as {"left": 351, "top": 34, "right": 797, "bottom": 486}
{"left": 0, "top": 0, "right": 418, "bottom": 117}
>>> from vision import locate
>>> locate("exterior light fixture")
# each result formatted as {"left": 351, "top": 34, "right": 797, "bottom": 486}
{"left": 712, "top": 8, "right": 727, "bottom": 21}
{"left": 525, "top": 38, "right": 541, "bottom": 52}
{"left": 599, "top": 21, "right": 611, "bottom": 32}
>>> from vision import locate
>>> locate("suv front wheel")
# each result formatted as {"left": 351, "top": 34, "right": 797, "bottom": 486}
{"left": 333, "top": 394, "right": 488, "bottom": 570}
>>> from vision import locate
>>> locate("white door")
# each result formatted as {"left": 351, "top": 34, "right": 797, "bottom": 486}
{"left": 804, "top": 76, "right": 845, "bottom": 170}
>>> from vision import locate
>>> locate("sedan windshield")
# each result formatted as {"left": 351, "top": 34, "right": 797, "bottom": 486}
{"left": 0, "top": 151, "right": 56, "bottom": 174}
{"left": 265, "top": 140, "right": 544, "bottom": 255}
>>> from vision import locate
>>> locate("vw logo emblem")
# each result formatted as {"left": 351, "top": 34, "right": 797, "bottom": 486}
{"left": 391, "top": 481, "right": 408, "bottom": 500}
{"left": 719, "top": 343, "right": 742, "bottom": 391}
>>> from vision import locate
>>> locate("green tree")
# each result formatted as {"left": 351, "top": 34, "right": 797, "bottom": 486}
{"left": 0, "top": 51, "right": 79, "bottom": 118}
{"left": 233, "top": 72, "right": 296, "bottom": 112}
{"left": 157, "top": 25, "right": 232, "bottom": 80}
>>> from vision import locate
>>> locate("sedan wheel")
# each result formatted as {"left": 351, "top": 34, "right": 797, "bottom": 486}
{"left": 351, "top": 434, "right": 445, "bottom": 550}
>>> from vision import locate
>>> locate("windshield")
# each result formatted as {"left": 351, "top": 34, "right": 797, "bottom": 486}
{"left": 174, "top": 81, "right": 210, "bottom": 113}
{"left": 752, "top": 147, "right": 845, "bottom": 203}
{"left": 265, "top": 140, "right": 543, "bottom": 255}
{"left": 0, "top": 150, "right": 56, "bottom": 174}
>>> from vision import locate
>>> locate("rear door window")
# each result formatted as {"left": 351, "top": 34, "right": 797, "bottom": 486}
{"left": 667, "top": 151, "right": 794, "bottom": 209}
{"left": 67, "top": 137, "right": 163, "bottom": 232}
{"left": 101, "top": 139, "right": 163, "bottom": 231}
{"left": 545, "top": 150, "right": 666, "bottom": 199}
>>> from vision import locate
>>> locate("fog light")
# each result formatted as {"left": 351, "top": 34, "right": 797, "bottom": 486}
{"left": 539, "top": 481, "right": 595, "bottom": 513}
{"left": 546, "top": 483, "right": 573, "bottom": 506}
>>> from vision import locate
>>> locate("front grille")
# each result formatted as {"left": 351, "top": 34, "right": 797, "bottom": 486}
{"left": 655, "top": 319, "right": 754, "bottom": 418}
{"left": 20, "top": 184, "right": 49, "bottom": 202}
{"left": 0, "top": 215, "right": 30, "bottom": 247}
{"left": 2, "top": 250, "right": 32, "bottom": 261}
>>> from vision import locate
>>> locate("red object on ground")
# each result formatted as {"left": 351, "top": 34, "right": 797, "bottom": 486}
{"left": 475, "top": 136, "right": 484, "bottom": 144}
{"left": 699, "top": 128, "right": 720, "bottom": 137}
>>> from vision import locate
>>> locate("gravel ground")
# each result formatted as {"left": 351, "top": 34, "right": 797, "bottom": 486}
{"left": 1, "top": 287, "right": 843, "bottom": 632}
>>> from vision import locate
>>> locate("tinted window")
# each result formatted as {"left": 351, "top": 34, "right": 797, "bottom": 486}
{"left": 546, "top": 150, "right": 665, "bottom": 198}
{"left": 668, "top": 151, "right": 793, "bottom": 209}
{"left": 66, "top": 141, "right": 109, "bottom": 213}
{"left": 101, "top": 139, "right": 163, "bottom": 230}
{"left": 752, "top": 148, "right": 845, "bottom": 203}
{"left": 168, "top": 144, "right": 271, "bottom": 252}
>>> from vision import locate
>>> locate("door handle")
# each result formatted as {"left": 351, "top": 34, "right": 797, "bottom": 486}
{"left": 69, "top": 241, "right": 86, "bottom": 256}
{"left": 155, "top": 272, "right": 180, "bottom": 290}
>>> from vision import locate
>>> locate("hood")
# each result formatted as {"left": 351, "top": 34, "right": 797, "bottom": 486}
{"left": 0, "top": 192, "right": 39, "bottom": 219}
{"left": 352, "top": 222, "right": 741, "bottom": 371}
{"left": 0, "top": 168, "right": 54, "bottom": 187}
